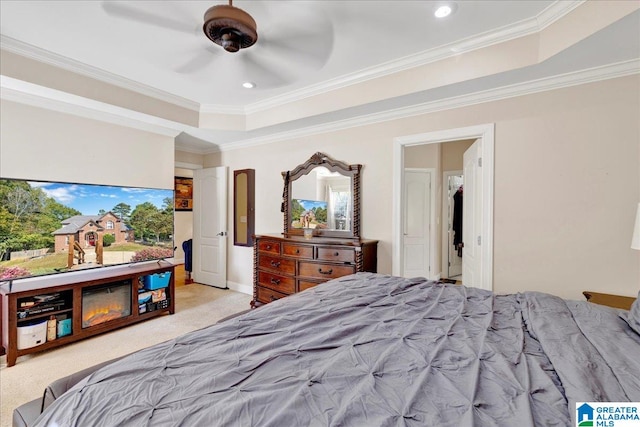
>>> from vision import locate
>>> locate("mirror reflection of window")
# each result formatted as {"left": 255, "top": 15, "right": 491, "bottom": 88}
{"left": 330, "top": 189, "right": 350, "bottom": 230}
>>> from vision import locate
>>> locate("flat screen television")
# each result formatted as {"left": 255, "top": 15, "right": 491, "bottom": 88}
{"left": 291, "top": 199, "right": 328, "bottom": 229}
{"left": 0, "top": 178, "right": 174, "bottom": 282}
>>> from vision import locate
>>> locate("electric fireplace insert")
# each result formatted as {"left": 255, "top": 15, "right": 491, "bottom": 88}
{"left": 82, "top": 280, "right": 132, "bottom": 328}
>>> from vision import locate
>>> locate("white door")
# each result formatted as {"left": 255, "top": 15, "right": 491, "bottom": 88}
{"left": 193, "top": 167, "right": 228, "bottom": 289}
{"left": 462, "top": 140, "right": 482, "bottom": 287}
{"left": 402, "top": 169, "right": 432, "bottom": 278}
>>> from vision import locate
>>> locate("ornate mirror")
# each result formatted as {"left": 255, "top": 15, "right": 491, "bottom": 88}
{"left": 283, "top": 152, "right": 361, "bottom": 239}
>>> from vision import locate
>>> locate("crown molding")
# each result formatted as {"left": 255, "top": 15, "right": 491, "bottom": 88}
{"left": 174, "top": 141, "right": 214, "bottom": 155}
{"left": 535, "top": 0, "right": 585, "bottom": 30}
{"left": 0, "top": 35, "right": 201, "bottom": 112}
{"left": 199, "top": 103, "right": 246, "bottom": 115}
{"left": 174, "top": 161, "right": 203, "bottom": 170}
{"left": 1, "top": 75, "right": 185, "bottom": 138}
{"left": 218, "top": 59, "right": 639, "bottom": 152}
{"left": 239, "top": 0, "right": 585, "bottom": 115}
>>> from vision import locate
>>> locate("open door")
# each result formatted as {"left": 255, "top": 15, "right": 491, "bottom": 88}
{"left": 193, "top": 167, "right": 228, "bottom": 289}
{"left": 462, "top": 139, "right": 482, "bottom": 287}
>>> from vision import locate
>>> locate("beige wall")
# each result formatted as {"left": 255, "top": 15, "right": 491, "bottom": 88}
{"left": 175, "top": 150, "right": 205, "bottom": 168}
{"left": 0, "top": 100, "right": 175, "bottom": 189}
{"left": 441, "top": 140, "right": 475, "bottom": 172}
{"left": 210, "top": 75, "right": 640, "bottom": 300}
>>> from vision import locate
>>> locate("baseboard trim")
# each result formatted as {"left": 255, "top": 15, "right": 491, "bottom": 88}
{"left": 227, "top": 280, "right": 252, "bottom": 295}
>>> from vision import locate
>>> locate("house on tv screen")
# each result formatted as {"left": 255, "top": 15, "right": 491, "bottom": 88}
{"left": 52, "top": 212, "right": 133, "bottom": 253}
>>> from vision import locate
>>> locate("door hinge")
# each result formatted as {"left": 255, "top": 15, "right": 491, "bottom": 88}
{"left": 477, "top": 236, "right": 481, "bottom": 245}
{"left": 478, "top": 157, "right": 483, "bottom": 167}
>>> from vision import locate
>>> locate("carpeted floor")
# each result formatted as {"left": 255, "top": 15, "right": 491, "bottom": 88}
{"left": 0, "top": 284, "right": 252, "bottom": 427}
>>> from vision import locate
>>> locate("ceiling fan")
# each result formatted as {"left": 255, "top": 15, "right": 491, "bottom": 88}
{"left": 101, "top": 1, "right": 334, "bottom": 89}
{"left": 203, "top": 0, "right": 257, "bottom": 53}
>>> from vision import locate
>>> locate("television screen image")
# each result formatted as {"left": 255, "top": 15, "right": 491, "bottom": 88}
{"left": 291, "top": 199, "right": 328, "bottom": 229}
{"left": 0, "top": 178, "right": 174, "bottom": 281}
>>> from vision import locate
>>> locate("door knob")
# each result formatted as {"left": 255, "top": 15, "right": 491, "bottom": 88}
{"left": 217, "top": 231, "right": 227, "bottom": 236}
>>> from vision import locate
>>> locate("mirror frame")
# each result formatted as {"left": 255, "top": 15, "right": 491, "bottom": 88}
{"left": 283, "top": 152, "right": 362, "bottom": 239}
{"left": 234, "top": 169, "right": 255, "bottom": 247}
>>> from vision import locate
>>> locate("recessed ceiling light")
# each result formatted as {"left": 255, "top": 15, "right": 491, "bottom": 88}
{"left": 434, "top": 3, "right": 456, "bottom": 18}
{"left": 242, "top": 81, "right": 256, "bottom": 89}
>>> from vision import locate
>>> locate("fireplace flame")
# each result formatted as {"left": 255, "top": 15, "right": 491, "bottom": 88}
{"left": 82, "top": 286, "right": 131, "bottom": 328}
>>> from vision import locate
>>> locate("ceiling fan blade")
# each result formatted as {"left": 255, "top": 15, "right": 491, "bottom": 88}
{"left": 239, "top": 52, "right": 296, "bottom": 88}
{"left": 101, "top": 1, "right": 195, "bottom": 34}
{"left": 262, "top": 29, "right": 334, "bottom": 70}
{"left": 256, "top": 4, "right": 335, "bottom": 72}
{"left": 174, "top": 46, "right": 220, "bottom": 74}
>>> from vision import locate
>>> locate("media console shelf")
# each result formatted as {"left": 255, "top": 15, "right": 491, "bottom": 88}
{"left": 1, "top": 262, "right": 175, "bottom": 367}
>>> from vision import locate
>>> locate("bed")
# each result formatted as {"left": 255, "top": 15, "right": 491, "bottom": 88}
{"left": 32, "top": 273, "right": 640, "bottom": 426}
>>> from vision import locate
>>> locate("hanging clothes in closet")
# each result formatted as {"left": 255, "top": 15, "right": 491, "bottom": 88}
{"left": 452, "top": 185, "right": 463, "bottom": 257}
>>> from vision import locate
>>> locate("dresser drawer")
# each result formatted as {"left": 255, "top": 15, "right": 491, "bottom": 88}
{"left": 298, "top": 262, "right": 355, "bottom": 280}
{"left": 298, "top": 280, "right": 323, "bottom": 292}
{"left": 317, "top": 247, "right": 355, "bottom": 263}
{"left": 256, "top": 286, "right": 288, "bottom": 304}
{"left": 282, "top": 243, "right": 313, "bottom": 259}
{"left": 258, "top": 240, "right": 281, "bottom": 255}
{"left": 259, "top": 255, "right": 296, "bottom": 275}
{"left": 258, "top": 271, "right": 295, "bottom": 294}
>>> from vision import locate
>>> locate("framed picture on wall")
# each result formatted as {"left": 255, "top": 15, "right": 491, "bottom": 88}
{"left": 174, "top": 177, "right": 193, "bottom": 211}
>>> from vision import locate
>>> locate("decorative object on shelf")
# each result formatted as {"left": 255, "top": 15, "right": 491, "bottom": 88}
{"left": 47, "top": 315, "right": 57, "bottom": 341}
{"left": 632, "top": 202, "right": 640, "bottom": 250}
{"left": 303, "top": 228, "right": 313, "bottom": 240}
{"left": 175, "top": 177, "right": 193, "bottom": 211}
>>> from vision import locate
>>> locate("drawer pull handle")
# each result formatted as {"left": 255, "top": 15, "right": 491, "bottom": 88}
{"left": 270, "top": 260, "right": 281, "bottom": 268}
{"left": 295, "top": 249, "right": 300, "bottom": 254}
{"left": 270, "top": 295, "right": 277, "bottom": 301}
{"left": 266, "top": 245, "right": 272, "bottom": 250}
{"left": 334, "top": 252, "right": 339, "bottom": 256}
{"left": 270, "top": 278, "right": 281, "bottom": 285}
{"left": 318, "top": 268, "right": 333, "bottom": 275}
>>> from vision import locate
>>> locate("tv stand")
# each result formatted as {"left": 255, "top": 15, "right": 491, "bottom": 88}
{"left": 1, "top": 263, "right": 175, "bottom": 367}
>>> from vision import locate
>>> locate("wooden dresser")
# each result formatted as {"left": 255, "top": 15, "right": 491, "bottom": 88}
{"left": 252, "top": 234, "right": 378, "bottom": 307}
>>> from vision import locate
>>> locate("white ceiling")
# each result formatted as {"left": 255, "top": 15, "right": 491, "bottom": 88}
{"left": 1, "top": 1, "right": 639, "bottom": 152}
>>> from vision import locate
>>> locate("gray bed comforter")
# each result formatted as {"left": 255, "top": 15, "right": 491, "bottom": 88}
{"left": 33, "top": 273, "right": 640, "bottom": 427}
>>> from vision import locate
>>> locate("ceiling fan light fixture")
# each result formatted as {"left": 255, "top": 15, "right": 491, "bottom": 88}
{"left": 203, "top": 3, "right": 258, "bottom": 53}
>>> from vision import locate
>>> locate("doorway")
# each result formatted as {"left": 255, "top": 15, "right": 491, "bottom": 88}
{"left": 392, "top": 124, "right": 494, "bottom": 291}
{"left": 443, "top": 171, "right": 463, "bottom": 280}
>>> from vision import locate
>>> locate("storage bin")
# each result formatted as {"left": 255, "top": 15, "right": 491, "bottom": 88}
{"left": 142, "top": 272, "right": 171, "bottom": 290}
{"left": 17, "top": 320, "right": 47, "bottom": 350}
{"left": 57, "top": 318, "right": 72, "bottom": 337}
{"left": 138, "top": 291, "right": 152, "bottom": 304}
